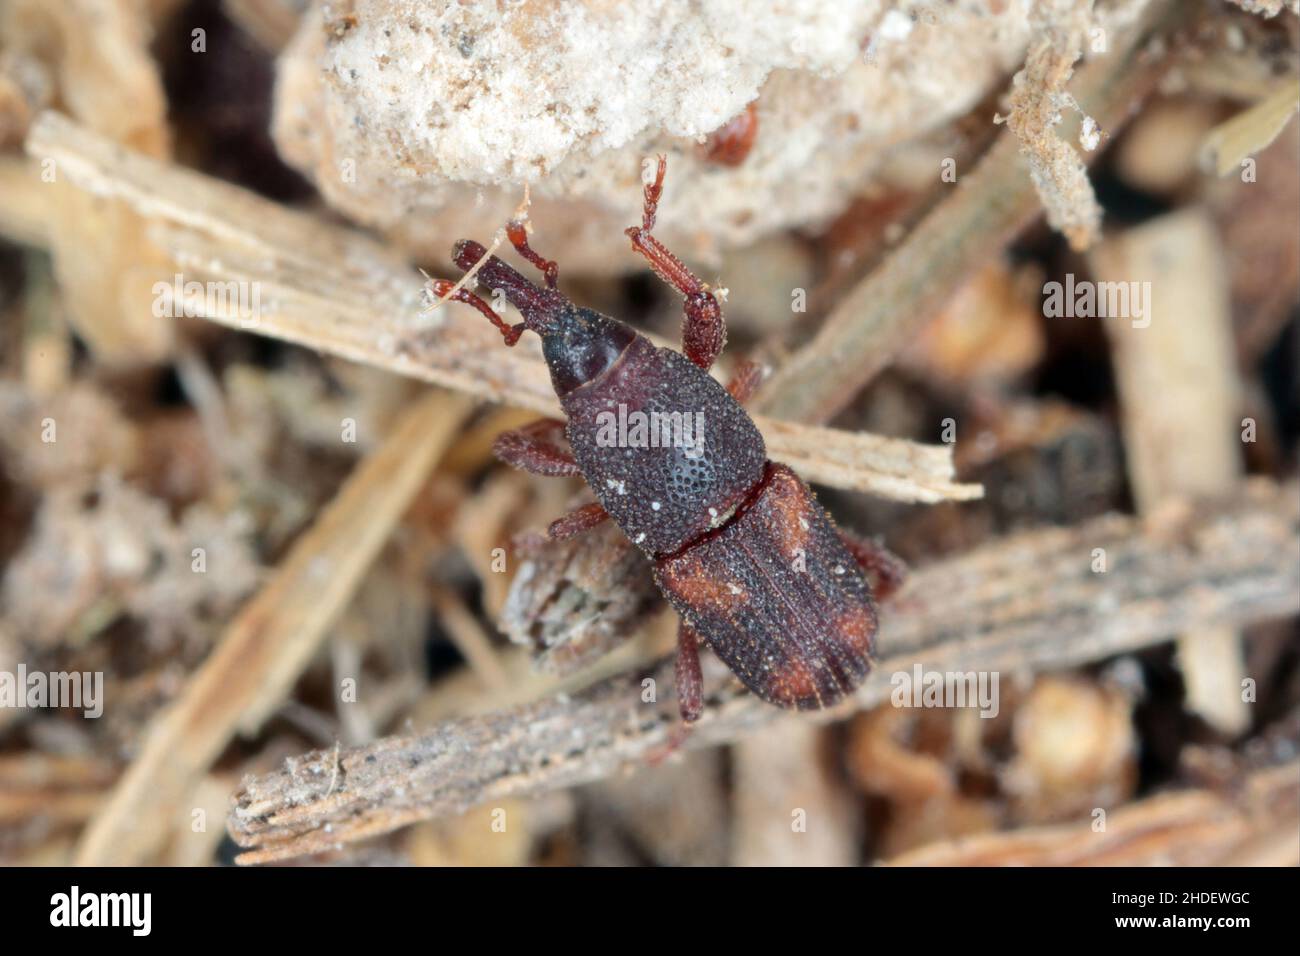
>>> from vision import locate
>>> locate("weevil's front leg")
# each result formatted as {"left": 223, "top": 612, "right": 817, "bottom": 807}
{"left": 506, "top": 220, "right": 559, "bottom": 289}
{"left": 625, "top": 155, "right": 726, "bottom": 371}
{"left": 427, "top": 279, "right": 525, "bottom": 345}
{"left": 725, "top": 359, "right": 765, "bottom": 405}
{"left": 839, "top": 530, "right": 908, "bottom": 601}
{"left": 678, "top": 291, "right": 725, "bottom": 371}
{"left": 547, "top": 501, "right": 610, "bottom": 540}
{"left": 493, "top": 418, "right": 580, "bottom": 477}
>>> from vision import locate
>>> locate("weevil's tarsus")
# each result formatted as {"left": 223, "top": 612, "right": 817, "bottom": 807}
{"left": 646, "top": 721, "right": 692, "bottom": 767}
{"left": 640, "top": 153, "right": 666, "bottom": 232}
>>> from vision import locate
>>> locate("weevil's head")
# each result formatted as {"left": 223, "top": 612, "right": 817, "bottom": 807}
{"left": 453, "top": 239, "right": 634, "bottom": 396}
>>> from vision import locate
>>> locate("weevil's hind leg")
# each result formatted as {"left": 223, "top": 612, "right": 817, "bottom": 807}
{"left": 725, "top": 359, "right": 765, "bottom": 405}
{"left": 547, "top": 501, "right": 610, "bottom": 540}
{"left": 648, "top": 621, "right": 704, "bottom": 765}
{"left": 493, "top": 418, "right": 580, "bottom": 477}
{"left": 506, "top": 220, "right": 559, "bottom": 289}
{"left": 427, "top": 279, "right": 524, "bottom": 345}
{"left": 839, "top": 530, "right": 908, "bottom": 601}
{"left": 674, "top": 621, "right": 704, "bottom": 723}
{"left": 625, "top": 155, "right": 726, "bottom": 371}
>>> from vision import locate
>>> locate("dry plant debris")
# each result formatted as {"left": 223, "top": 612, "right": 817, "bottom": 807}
{"left": 1002, "top": 0, "right": 1105, "bottom": 251}
{"left": 73, "top": 390, "right": 472, "bottom": 865}
{"left": 886, "top": 760, "right": 1299, "bottom": 865}
{"left": 1200, "top": 77, "right": 1300, "bottom": 175}
{"left": 21, "top": 110, "right": 982, "bottom": 504}
{"left": 1095, "top": 209, "right": 1250, "bottom": 733}
{"left": 228, "top": 483, "right": 1298, "bottom": 862}
{"left": 754, "top": 0, "right": 1184, "bottom": 423}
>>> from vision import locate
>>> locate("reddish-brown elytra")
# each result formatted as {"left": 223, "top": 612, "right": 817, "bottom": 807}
{"left": 428, "top": 157, "right": 903, "bottom": 730}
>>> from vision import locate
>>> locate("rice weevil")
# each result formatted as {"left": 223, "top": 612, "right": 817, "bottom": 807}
{"left": 427, "top": 156, "right": 904, "bottom": 732}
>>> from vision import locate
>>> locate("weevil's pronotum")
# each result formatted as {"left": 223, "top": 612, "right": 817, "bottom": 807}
{"left": 428, "top": 157, "right": 904, "bottom": 727}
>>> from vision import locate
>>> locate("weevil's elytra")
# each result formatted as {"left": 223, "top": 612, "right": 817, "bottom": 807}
{"left": 427, "top": 156, "right": 903, "bottom": 730}
{"left": 654, "top": 463, "right": 877, "bottom": 711}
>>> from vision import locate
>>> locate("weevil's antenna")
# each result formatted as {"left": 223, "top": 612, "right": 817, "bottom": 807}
{"left": 426, "top": 277, "right": 524, "bottom": 345}
{"left": 421, "top": 185, "right": 535, "bottom": 314}
{"left": 452, "top": 239, "right": 566, "bottom": 336}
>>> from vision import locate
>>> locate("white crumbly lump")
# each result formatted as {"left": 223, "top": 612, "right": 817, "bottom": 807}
{"left": 273, "top": 0, "right": 1034, "bottom": 270}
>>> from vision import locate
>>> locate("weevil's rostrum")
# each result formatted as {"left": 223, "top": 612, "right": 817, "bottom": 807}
{"left": 428, "top": 157, "right": 899, "bottom": 726}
